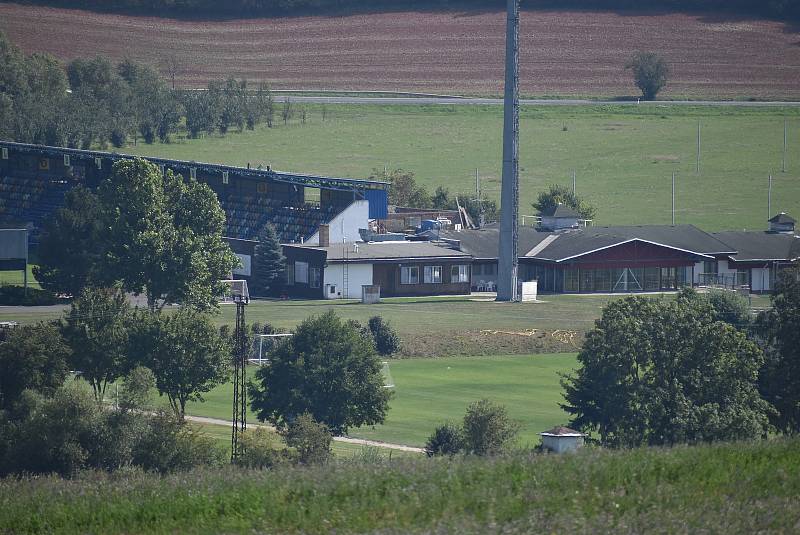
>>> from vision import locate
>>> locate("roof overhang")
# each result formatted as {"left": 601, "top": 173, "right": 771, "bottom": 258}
{"left": 540, "top": 238, "right": 719, "bottom": 263}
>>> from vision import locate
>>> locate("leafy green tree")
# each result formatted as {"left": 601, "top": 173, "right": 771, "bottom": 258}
{"left": 250, "top": 311, "right": 391, "bottom": 434}
{"left": 532, "top": 184, "right": 596, "bottom": 220}
{"left": 183, "top": 89, "right": 220, "bottom": 138}
{"left": 461, "top": 399, "right": 519, "bottom": 456}
{"left": 61, "top": 286, "right": 132, "bottom": 402}
{"left": 0, "top": 323, "right": 70, "bottom": 411}
{"left": 34, "top": 186, "right": 105, "bottom": 296}
{"left": 367, "top": 316, "right": 400, "bottom": 356}
{"left": 425, "top": 422, "right": 464, "bottom": 457}
{"left": 373, "top": 168, "right": 431, "bottom": 208}
{"left": 625, "top": 51, "right": 669, "bottom": 100}
{"left": 118, "top": 365, "right": 156, "bottom": 412}
{"left": 706, "top": 289, "right": 751, "bottom": 328}
{"left": 282, "top": 412, "right": 332, "bottom": 465}
{"left": 561, "top": 290, "right": 773, "bottom": 447}
{"left": 133, "top": 309, "right": 230, "bottom": 418}
{"left": 251, "top": 223, "right": 286, "bottom": 297}
{"left": 99, "top": 158, "right": 238, "bottom": 310}
{"left": 757, "top": 267, "right": 800, "bottom": 434}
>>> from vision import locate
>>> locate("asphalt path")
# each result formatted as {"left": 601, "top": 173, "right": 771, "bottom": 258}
{"left": 275, "top": 95, "right": 800, "bottom": 107}
{"left": 186, "top": 415, "right": 425, "bottom": 453}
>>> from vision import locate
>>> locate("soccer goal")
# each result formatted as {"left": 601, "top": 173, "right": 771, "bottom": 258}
{"left": 381, "top": 361, "right": 395, "bottom": 389}
{"left": 250, "top": 333, "right": 293, "bottom": 365}
{"left": 219, "top": 279, "right": 250, "bottom": 304}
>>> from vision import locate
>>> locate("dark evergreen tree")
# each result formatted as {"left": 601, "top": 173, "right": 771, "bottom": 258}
{"left": 251, "top": 223, "right": 286, "bottom": 297}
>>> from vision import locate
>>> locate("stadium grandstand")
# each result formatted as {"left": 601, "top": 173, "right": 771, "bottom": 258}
{"left": 0, "top": 141, "right": 389, "bottom": 249}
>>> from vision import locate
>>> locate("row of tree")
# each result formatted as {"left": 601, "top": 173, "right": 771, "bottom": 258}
{"left": 0, "top": 32, "right": 284, "bottom": 149}
{"left": 561, "top": 273, "right": 800, "bottom": 447}
{"left": 23, "top": 0, "right": 800, "bottom": 19}
{"left": 375, "top": 168, "right": 499, "bottom": 224}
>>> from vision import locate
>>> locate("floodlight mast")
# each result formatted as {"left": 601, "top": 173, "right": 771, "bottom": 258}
{"left": 497, "top": 0, "right": 520, "bottom": 302}
{"left": 230, "top": 291, "right": 248, "bottom": 463}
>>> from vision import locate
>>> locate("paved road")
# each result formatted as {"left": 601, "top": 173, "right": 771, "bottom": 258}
{"left": 186, "top": 415, "right": 425, "bottom": 453}
{"left": 276, "top": 95, "right": 800, "bottom": 107}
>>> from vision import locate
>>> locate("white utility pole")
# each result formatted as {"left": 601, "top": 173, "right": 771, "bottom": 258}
{"left": 672, "top": 171, "right": 676, "bottom": 225}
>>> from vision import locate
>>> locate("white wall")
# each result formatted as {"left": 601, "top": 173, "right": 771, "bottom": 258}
{"left": 694, "top": 261, "right": 704, "bottom": 284}
{"left": 751, "top": 267, "right": 770, "bottom": 292}
{"left": 323, "top": 263, "right": 373, "bottom": 299}
{"left": 233, "top": 254, "right": 251, "bottom": 277}
{"left": 717, "top": 259, "right": 737, "bottom": 277}
{"left": 306, "top": 200, "right": 370, "bottom": 245}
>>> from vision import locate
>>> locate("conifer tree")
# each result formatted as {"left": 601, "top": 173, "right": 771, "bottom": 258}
{"left": 251, "top": 223, "right": 286, "bottom": 297}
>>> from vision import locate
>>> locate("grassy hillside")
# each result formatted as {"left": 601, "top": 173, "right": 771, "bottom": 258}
{"left": 124, "top": 104, "right": 800, "bottom": 231}
{"left": 2, "top": 438, "right": 797, "bottom": 534}
{"left": 172, "top": 353, "right": 577, "bottom": 447}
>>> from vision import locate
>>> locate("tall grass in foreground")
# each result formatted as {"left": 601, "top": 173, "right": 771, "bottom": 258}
{"left": 2, "top": 438, "right": 798, "bottom": 534}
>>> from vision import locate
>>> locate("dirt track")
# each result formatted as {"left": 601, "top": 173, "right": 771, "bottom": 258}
{"left": 1, "top": 2, "right": 799, "bottom": 98}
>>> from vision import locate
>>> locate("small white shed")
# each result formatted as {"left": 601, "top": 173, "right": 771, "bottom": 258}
{"left": 539, "top": 426, "right": 585, "bottom": 453}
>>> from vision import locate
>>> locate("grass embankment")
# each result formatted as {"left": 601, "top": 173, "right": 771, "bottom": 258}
{"left": 125, "top": 104, "right": 800, "bottom": 231}
{"left": 175, "top": 353, "right": 576, "bottom": 447}
{"left": 2, "top": 438, "right": 798, "bottom": 534}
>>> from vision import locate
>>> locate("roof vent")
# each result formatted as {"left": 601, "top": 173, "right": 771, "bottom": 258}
{"left": 768, "top": 212, "right": 796, "bottom": 234}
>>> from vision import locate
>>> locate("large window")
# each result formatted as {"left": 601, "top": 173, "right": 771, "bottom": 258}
{"left": 294, "top": 261, "right": 309, "bottom": 284}
{"left": 661, "top": 267, "right": 677, "bottom": 290}
{"left": 644, "top": 267, "right": 660, "bottom": 290}
{"left": 594, "top": 269, "right": 612, "bottom": 293}
{"left": 451, "top": 265, "right": 469, "bottom": 283}
{"left": 424, "top": 265, "right": 442, "bottom": 284}
{"left": 310, "top": 267, "right": 321, "bottom": 288}
{"left": 401, "top": 266, "right": 419, "bottom": 285}
{"left": 564, "top": 268, "right": 579, "bottom": 292}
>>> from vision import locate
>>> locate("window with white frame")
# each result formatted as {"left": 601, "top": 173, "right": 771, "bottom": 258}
{"left": 424, "top": 265, "right": 442, "bottom": 284}
{"left": 294, "top": 261, "right": 309, "bottom": 284}
{"left": 451, "top": 265, "right": 469, "bottom": 283}
{"left": 310, "top": 267, "right": 321, "bottom": 288}
{"left": 400, "top": 266, "right": 419, "bottom": 285}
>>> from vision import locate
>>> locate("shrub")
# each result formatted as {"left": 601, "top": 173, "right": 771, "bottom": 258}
{"left": 462, "top": 399, "right": 519, "bottom": 456}
{"left": 368, "top": 316, "right": 401, "bottom": 356}
{"left": 425, "top": 422, "right": 464, "bottom": 457}
{"left": 0, "top": 285, "right": 61, "bottom": 306}
{"left": 237, "top": 427, "right": 287, "bottom": 469}
{"left": 132, "top": 410, "right": 225, "bottom": 473}
{"left": 282, "top": 413, "right": 332, "bottom": 465}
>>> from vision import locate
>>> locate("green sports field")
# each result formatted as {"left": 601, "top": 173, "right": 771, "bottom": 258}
{"left": 174, "top": 353, "right": 576, "bottom": 448}
{"left": 124, "top": 103, "right": 800, "bottom": 232}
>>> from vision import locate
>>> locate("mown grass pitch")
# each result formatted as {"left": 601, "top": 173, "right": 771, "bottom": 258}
{"left": 174, "top": 353, "right": 577, "bottom": 448}
{"left": 124, "top": 103, "right": 800, "bottom": 231}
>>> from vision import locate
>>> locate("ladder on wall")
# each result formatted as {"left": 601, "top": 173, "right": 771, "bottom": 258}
{"left": 342, "top": 244, "right": 349, "bottom": 299}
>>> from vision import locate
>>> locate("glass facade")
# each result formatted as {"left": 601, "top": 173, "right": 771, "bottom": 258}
{"left": 562, "top": 265, "right": 689, "bottom": 293}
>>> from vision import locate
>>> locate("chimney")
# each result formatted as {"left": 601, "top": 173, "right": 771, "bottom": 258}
{"left": 319, "top": 224, "right": 330, "bottom": 247}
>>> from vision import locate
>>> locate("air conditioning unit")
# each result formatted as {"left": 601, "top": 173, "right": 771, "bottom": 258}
{"left": 190, "top": 167, "right": 197, "bottom": 179}
{"left": 95, "top": 157, "right": 102, "bottom": 169}
{"left": 1, "top": 148, "right": 8, "bottom": 160}
{"left": 63, "top": 154, "right": 70, "bottom": 167}
{"left": 222, "top": 171, "right": 229, "bottom": 184}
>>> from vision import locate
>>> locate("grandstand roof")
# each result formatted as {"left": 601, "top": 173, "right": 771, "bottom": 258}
{"left": 285, "top": 241, "right": 471, "bottom": 263}
{"left": 0, "top": 141, "right": 389, "bottom": 192}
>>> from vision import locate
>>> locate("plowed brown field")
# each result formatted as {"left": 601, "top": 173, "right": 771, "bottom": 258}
{"left": 1, "top": 2, "right": 799, "bottom": 98}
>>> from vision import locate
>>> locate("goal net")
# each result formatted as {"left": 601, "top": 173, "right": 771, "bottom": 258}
{"left": 220, "top": 279, "right": 250, "bottom": 304}
{"left": 381, "top": 361, "right": 395, "bottom": 389}
{"left": 250, "top": 333, "right": 293, "bottom": 365}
